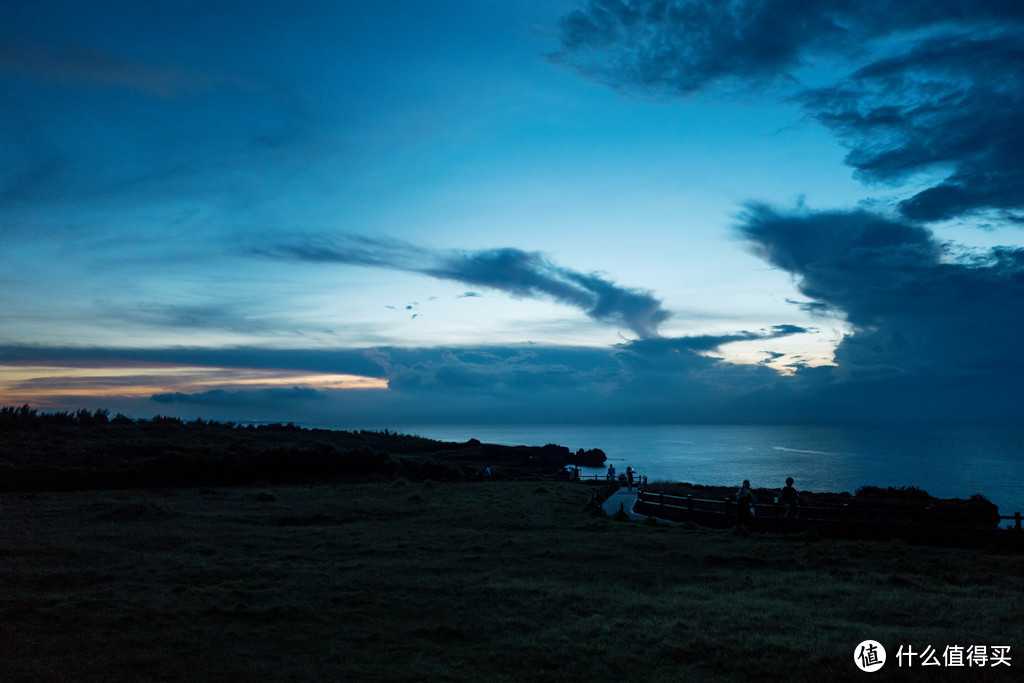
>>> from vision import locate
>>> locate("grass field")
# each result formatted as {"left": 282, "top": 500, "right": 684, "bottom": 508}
{"left": 2, "top": 481, "right": 1022, "bottom": 681}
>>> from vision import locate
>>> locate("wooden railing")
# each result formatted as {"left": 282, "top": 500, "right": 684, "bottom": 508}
{"left": 1001, "top": 512, "right": 1023, "bottom": 531}
{"left": 635, "top": 489, "right": 1022, "bottom": 531}
{"left": 573, "top": 474, "right": 1023, "bottom": 532}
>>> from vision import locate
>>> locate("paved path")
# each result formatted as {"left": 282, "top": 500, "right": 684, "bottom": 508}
{"left": 601, "top": 486, "right": 681, "bottom": 525}
{"left": 601, "top": 487, "right": 646, "bottom": 519}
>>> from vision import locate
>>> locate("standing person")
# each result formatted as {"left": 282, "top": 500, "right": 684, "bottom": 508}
{"left": 736, "top": 479, "right": 756, "bottom": 527}
{"left": 607, "top": 464, "right": 616, "bottom": 481}
{"left": 626, "top": 466, "right": 634, "bottom": 492}
{"left": 781, "top": 477, "right": 800, "bottom": 518}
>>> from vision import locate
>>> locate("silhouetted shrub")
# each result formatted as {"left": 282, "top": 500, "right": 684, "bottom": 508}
{"left": 0, "top": 405, "right": 40, "bottom": 430}
{"left": 3, "top": 406, "right": 613, "bottom": 490}
{"left": 855, "top": 485, "right": 931, "bottom": 501}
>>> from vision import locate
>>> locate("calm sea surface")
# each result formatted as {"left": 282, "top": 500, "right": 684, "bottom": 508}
{"left": 320, "top": 423, "right": 1024, "bottom": 520}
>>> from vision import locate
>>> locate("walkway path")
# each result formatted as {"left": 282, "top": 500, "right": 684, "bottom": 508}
{"left": 601, "top": 486, "right": 681, "bottom": 525}
{"left": 601, "top": 487, "right": 646, "bottom": 520}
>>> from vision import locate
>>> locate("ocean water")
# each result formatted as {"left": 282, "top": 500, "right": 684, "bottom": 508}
{"left": 355, "top": 423, "right": 1024, "bottom": 521}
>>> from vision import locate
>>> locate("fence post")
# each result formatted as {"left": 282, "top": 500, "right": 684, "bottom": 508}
{"left": 1016, "top": 512, "right": 1021, "bottom": 531}
{"left": 660, "top": 492, "right": 665, "bottom": 510}
{"left": 687, "top": 495, "right": 693, "bottom": 512}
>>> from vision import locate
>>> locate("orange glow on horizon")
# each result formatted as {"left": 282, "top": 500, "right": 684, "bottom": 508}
{"left": 0, "top": 364, "right": 388, "bottom": 404}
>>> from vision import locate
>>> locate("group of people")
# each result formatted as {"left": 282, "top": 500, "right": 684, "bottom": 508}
{"left": 606, "top": 464, "right": 645, "bottom": 491}
{"left": 604, "top": 465, "right": 801, "bottom": 518}
{"left": 735, "top": 476, "right": 801, "bottom": 524}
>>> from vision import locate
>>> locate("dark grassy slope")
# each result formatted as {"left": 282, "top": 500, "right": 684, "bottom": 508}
{"left": 1, "top": 482, "right": 1021, "bottom": 682}
{"left": 0, "top": 409, "right": 605, "bottom": 491}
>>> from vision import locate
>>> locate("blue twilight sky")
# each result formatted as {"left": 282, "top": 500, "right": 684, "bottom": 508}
{"left": 2, "top": 0, "right": 1023, "bottom": 425}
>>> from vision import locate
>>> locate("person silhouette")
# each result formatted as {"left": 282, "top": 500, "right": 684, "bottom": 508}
{"left": 781, "top": 476, "right": 800, "bottom": 518}
{"left": 736, "top": 479, "right": 756, "bottom": 526}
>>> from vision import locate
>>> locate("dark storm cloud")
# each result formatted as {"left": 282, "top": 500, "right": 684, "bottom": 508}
{"left": 551, "top": 0, "right": 1024, "bottom": 96}
{"left": 551, "top": 0, "right": 1024, "bottom": 422}
{"left": 800, "top": 32, "right": 1024, "bottom": 222}
{"left": 737, "top": 204, "right": 1024, "bottom": 377}
{"left": 367, "top": 330, "right": 811, "bottom": 413}
{"left": 313, "top": 337, "right": 804, "bottom": 424}
{"left": 9, "top": 327, "right": 1020, "bottom": 424}
{"left": 260, "top": 236, "right": 671, "bottom": 338}
{"left": 739, "top": 203, "right": 940, "bottom": 295}
{"left": 551, "top": 0, "right": 843, "bottom": 95}
{"left": 553, "top": 1, "right": 1024, "bottom": 223}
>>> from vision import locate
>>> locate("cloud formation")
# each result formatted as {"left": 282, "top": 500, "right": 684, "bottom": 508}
{"left": 4, "top": 313, "right": 1020, "bottom": 425}
{"left": 0, "top": 345, "right": 388, "bottom": 379}
{"left": 801, "top": 32, "right": 1024, "bottom": 222}
{"left": 550, "top": 0, "right": 1024, "bottom": 422}
{"left": 260, "top": 236, "right": 671, "bottom": 338}
{"left": 0, "top": 41, "right": 220, "bottom": 97}
{"left": 551, "top": 0, "right": 1024, "bottom": 94}
{"left": 552, "top": 1, "right": 1024, "bottom": 225}
{"left": 0, "top": 33, "right": 309, "bottom": 215}
{"left": 738, "top": 203, "right": 1024, "bottom": 378}
{"left": 152, "top": 387, "right": 323, "bottom": 407}
{"left": 5, "top": 2, "right": 1024, "bottom": 428}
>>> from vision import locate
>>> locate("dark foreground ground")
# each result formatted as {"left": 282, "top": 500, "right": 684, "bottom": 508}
{"left": 2, "top": 481, "right": 1022, "bottom": 681}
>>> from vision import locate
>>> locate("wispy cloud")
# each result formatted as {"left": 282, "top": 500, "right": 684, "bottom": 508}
{"left": 99, "top": 301, "right": 344, "bottom": 341}
{"left": 0, "top": 345, "right": 388, "bottom": 378}
{"left": 0, "top": 354, "right": 386, "bottom": 404}
{"left": 0, "top": 37, "right": 312, "bottom": 215}
{"left": 258, "top": 235, "right": 671, "bottom": 339}
{"left": 0, "top": 40, "right": 259, "bottom": 98}
{"left": 152, "top": 387, "right": 325, "bottom": 406}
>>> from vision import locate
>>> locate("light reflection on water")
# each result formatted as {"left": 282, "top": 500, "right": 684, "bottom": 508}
{"left": 362, "top": 423, "right": 1024, "bottom": 518}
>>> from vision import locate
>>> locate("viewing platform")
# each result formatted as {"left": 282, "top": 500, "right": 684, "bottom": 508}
{"left": 586, "top": 477, "right": 1022, "bottom": 548}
